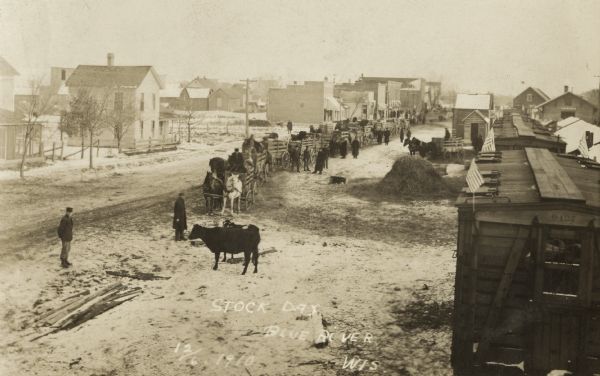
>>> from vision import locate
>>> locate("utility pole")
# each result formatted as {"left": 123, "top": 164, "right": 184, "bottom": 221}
{"left": 594, "top": 75, "right": 600, "bottom": 125}
{"left": 240, "top": 78, "right": 257, "bottom": 138}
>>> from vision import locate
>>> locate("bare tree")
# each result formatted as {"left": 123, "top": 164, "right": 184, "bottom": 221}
{"left": 66, "top": 88, "right": 110, "bottom": 169}
{"left": 182, "top": 96, "right": 194, "bottom": 143}
{"left": 17, "top": 78, "right": 54, "bottom": 179}
{"left": 108, "top": 90, "right": 136, "bottom": 152}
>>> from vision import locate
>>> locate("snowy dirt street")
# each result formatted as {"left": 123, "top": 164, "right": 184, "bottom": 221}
{"left": 0, "top": 129, "right": 458, "bottom": 376}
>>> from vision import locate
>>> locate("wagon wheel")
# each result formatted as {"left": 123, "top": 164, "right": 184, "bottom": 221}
{"left": 281, "top": 151, "right": 290, "bottom": 169}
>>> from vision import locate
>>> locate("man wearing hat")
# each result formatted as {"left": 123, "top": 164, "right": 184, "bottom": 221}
{"left": 173, "top": 193, "right": 187, "bottom": 241}
{"left": 57, "top": 207, "right": 74, "bottom": 268}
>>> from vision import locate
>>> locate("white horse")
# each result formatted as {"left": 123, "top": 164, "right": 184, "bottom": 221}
{"left": 222, "top": 174, "right": 243, "bottom": 215}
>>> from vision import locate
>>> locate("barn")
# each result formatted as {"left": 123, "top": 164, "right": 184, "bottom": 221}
{"left": 451, "top": 148, "right": 600, "bottom": 375}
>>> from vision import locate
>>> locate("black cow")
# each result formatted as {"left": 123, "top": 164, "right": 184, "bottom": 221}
{"left": 189, "top": 224, "right": 261, "bottom": 275}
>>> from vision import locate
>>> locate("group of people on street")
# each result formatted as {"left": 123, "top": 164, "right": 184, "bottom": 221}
{"left": 375, "top": 128, "right": 391, "bottom": 145}
{"left": 289, "top": 144, "right": 329, "bottom": 174}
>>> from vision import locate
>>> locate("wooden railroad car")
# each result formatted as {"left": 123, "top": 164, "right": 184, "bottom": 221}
{"left": 452, "top": 147, "right": 600, "bottom": 375}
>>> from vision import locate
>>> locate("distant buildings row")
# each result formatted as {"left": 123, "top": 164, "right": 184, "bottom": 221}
{"left": 266, "top": 76, "right": 442, "bottom": 124}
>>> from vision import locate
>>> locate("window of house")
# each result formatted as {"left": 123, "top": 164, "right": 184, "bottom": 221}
{"left": 61, "top": 69, "right": 66, "bottom": 81}
{"left": 151, "top": 120, "right": 155, "bottom": 136}
{"left": 140, "top": 93, "right": 145, "bottom": 111}
{"left": 140, "top": 121, "right": 144, "bottom": 138}
{"left": 114, "top": 92, "right": 123, "bottom": 112}
{"left": 585, "top": 131, "right": 594, "bottom": 148}
{"left": 159, "top": 121, "right": 164, "bottom": 136}
{"left": 526, "top": 94, "right": 533, "bottom": 102}
{"left": 153, "top": 94, "right": 156, "bottom": 110}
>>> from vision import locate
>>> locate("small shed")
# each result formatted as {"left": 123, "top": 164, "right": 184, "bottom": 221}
{"left": 0, "top": 109, "right": 43, "bottom": 160}
{"left": 452, "top": 148, "right": 600, "bottom": 375}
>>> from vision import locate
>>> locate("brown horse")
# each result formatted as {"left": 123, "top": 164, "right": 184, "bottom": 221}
{"left": 202, "top": 172, "right": 223, "bottom": 214}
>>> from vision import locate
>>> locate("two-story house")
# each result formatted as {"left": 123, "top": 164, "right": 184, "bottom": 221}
{"left": 513, "top": 86, "right": 550, "bottom": 117}
{"left": 536, "top": 86, "right": 598, "bottom": 125}
{"left": 65, "top": 53, "right": 164, "bottom": 147}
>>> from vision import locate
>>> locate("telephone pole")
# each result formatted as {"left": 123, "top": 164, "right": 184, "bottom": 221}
{"left": 594, "top": 75, "right": 600, "bottom": 125}
{"left": 240, "top": 78, "right": 257, "bottom": 138}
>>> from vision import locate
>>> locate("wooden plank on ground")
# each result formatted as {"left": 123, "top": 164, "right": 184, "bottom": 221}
{"left": 525, "top": 148, "right": 585, "bottom": 202}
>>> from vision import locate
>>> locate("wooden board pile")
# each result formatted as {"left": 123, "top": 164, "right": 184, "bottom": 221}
{"left": 31, "top": 283, "right": 142, "bottom": 341}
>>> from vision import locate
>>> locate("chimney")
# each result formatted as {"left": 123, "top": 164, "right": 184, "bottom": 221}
{"left": 564, "top": 85, "right": 569, "bottom": 93}
{"left": 107, "top": 53, "right": 114, "bottom": 67}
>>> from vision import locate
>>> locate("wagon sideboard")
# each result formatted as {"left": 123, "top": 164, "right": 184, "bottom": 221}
{"left": 452, "top": 148, "right": 600, "bottom": 375}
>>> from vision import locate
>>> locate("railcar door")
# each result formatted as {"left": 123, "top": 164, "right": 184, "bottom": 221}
{"left": 529, "top": 225, "right": 597, "bottom": 374}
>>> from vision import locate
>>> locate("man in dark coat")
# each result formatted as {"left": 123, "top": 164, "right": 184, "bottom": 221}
{"left": 339, "top": 139, "right": 348, "bottom": 158}
{"left": 228, "top": 148, "right": 245, "bottom": 173}
{"left": 476, "top": 134, "right": 484, "bottom": 152}
{"left": 173, "top": 193, "right": 187, "bottom": 241}
{"left": 286, "top": 120, "right": 293, "bottom": 135}
{"left": 407, "top": 129, "right": 412, "bottom": 141}
{"left": 444, "top": 128, "right": 451, "bottom": 140}
{"left": 313, "top": 148, "right": 325, "bottom": 174}
{"left": 351, "top": 138, "right": 360, "bottom": 158}
{"left": 400, "top": 128, "right": 405, "bottom": 142}
{"left": 57, "top": 207, "right": 74, "bottom": 268}
{"left": 323, "top": 146, "right": 329, "bottom": 169}
{"left": 376, "top": 130, "right": 383, "bottom": 144}
{"left": 290, "top": 146, "right": 300, "bottom": 172}
{"left": 384, "top": 129, "right": 391, "bottom": 145}
{"left": 302, "top": 146, "right": 310, "bottom": 171}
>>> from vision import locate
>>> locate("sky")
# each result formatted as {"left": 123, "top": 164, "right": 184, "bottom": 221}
{"left": 1, "top": 0, "right": 599, "bottom": 97}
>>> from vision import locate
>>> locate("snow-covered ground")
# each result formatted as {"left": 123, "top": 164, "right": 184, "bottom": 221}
{"left": 0, "top": 123, "right": 460, "bottom": 375}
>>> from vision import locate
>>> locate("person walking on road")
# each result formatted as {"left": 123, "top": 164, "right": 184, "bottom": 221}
{"left": 313, "top": 148, "right": 325, "bottom": 174}
{"left": 303, "top": 146, "right": 311, "bottom": 171}
{"left": 286, "top": 120, "right": 293, "bottom": 135}
{"left": 323, "top": 146, "right": 329, "bottom": 169}
{"left": 173, "top": 193, "right": 187, "bottom": 241}
{"left": 290, "top": 146, "right": 300, "bottom": 172}
{"left": 351, "top": 138, "right": 360, "bottom": 158}
{"left": 384, "top": 129, "right": 391, "bottom": 145}
{"left": 400, "top": 127, "right": 405, "bottom": 142}
{"left": 57, "top": 207, "right": 74, "bottom": 268}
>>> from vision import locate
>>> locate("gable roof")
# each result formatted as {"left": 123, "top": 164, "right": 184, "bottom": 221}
{"left": 462, "top": 109, "right": 489, "bottom": 124}
{"left": 557, "top": 116, "right": 580, "bottom": 129}
{"left": 185, "top": 87, "right": 211, "bottom": 99}
{"left": 214, "top": 87, "right": 244, "bottom": 99}
{"left": 536, "top": 91, "right": 598, "bottom": 110}
{"left": 516, "top": 86, "right": 550, "bottom": 101}
{"left": 454, "top": 94, "right": 491, "bottom": 110}
{"left": 66, "top": 65, "right": 164, "bottom": 89}
{"left": 0, "top": 56, "right": 19, "bottom": 77}
{"left": 187, "top": 76, "right": 219, "bottom": 90}
{"left": 554, "top": 119, "right": 600, "bottom": 153}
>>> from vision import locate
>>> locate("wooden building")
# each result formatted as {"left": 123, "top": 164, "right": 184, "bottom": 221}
{"left": 208, "top": 87, "right": 245, "bottom": 112}
{"left": 537, "top": 87, "right": 598, "bottom": 125}
{"left": 452, "top": 148, "right": 600, "bottom": 375}
{"left": 180, "top": 87, "right": 211, "bottom": 111}
{"left": 0, "top": 109, "right": 42, "bottom": 160}
{"left": 495, "top": 113, "right": 566, "bottom": 153}
{"left": 453, "top": 94, "right": 493, "bottom": 144}
{"left": 513, "top": 87, "right": 550, "bottom": 118}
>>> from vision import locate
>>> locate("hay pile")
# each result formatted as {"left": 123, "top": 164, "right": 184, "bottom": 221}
{"left": 378, "top": 156, "right": 452, "bottom": 197}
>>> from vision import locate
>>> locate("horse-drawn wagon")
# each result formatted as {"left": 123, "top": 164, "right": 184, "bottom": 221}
{"left": 266, "top": 139, "right": 289, "bottom": 170}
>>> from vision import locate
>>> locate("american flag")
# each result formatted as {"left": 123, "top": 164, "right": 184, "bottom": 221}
{"left": 481, "top": 128, "right": 496, "bottom": 153}
{"left": 578, "top": 134, "right": 589, "bottom": 159}
{"left": 466, "top": 159, "right": 484, "bottom": 193}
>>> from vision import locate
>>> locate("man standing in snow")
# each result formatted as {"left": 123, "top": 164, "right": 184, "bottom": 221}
{"left": 303, "top": 146, "right": 311, "bottom": 171}
{"left": 173, "top": 193, "right": 187, "bottom": 241}
{"left": 57, "top": 207, "right": 74, "bottom": 268}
